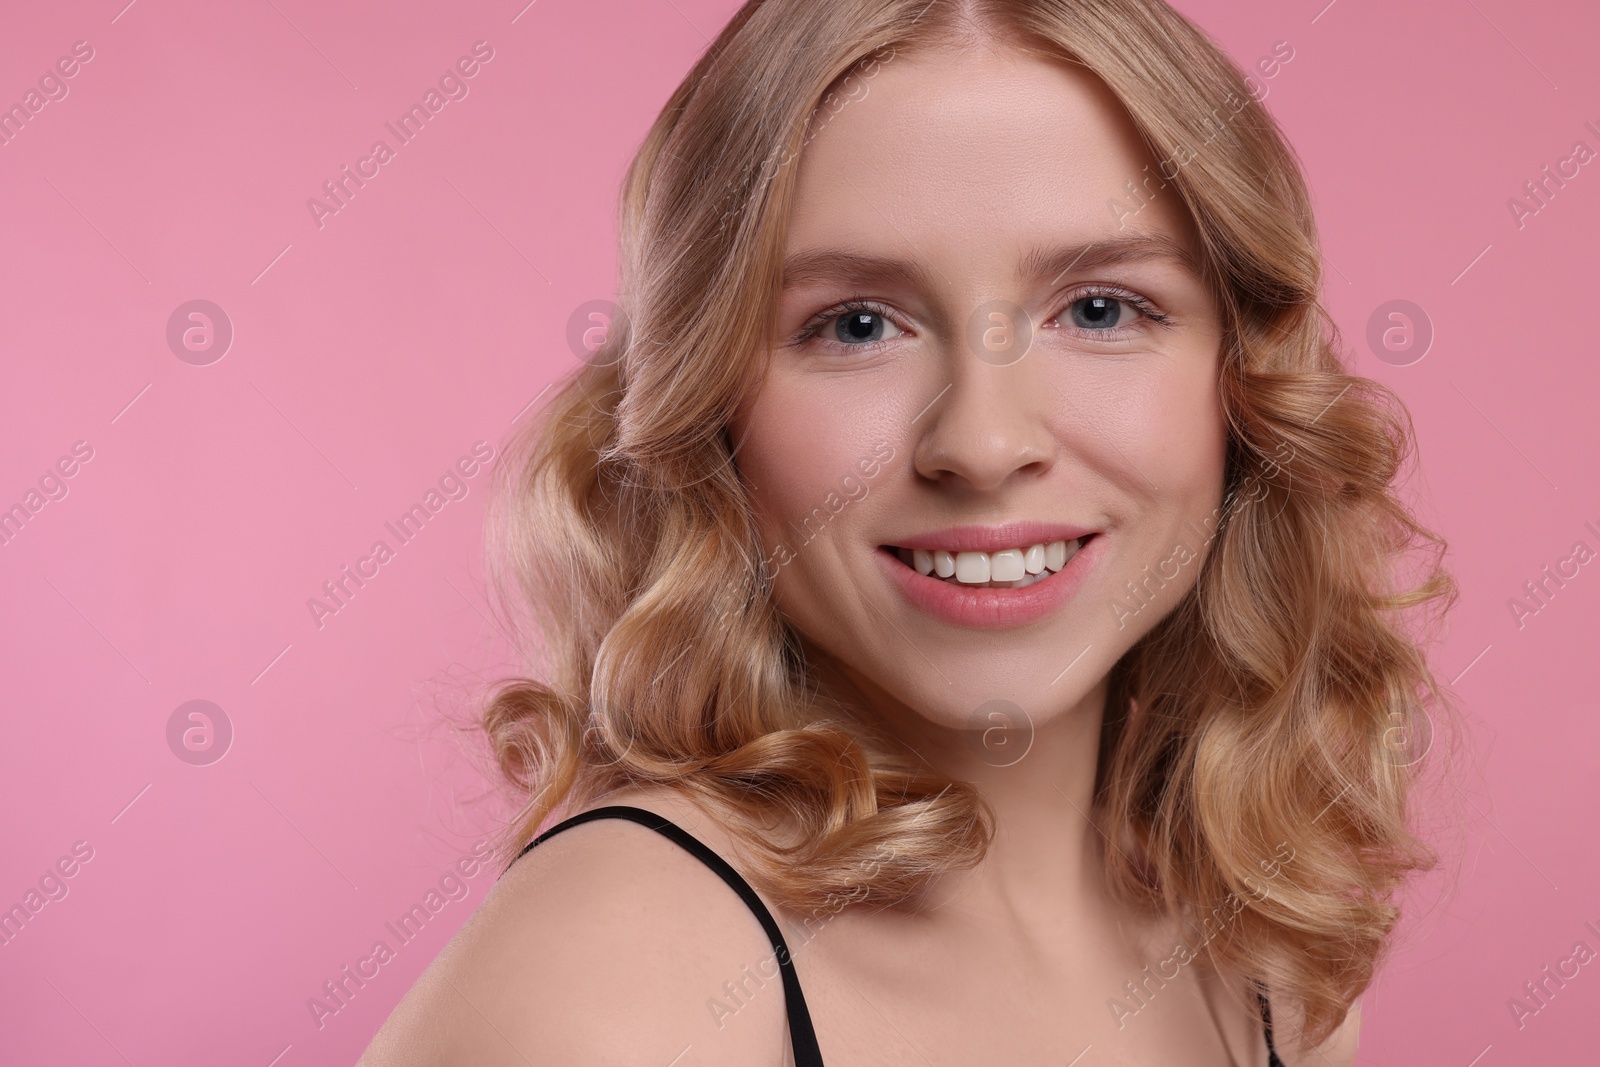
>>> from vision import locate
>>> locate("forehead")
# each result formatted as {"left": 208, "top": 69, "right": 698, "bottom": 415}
{"left": 783, "top": 43, "right": 1198, "bottom": 266}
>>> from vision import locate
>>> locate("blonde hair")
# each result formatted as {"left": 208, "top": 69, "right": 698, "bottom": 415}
{"left": 481, "top": 0, "right": 1458, "bottom": 1045}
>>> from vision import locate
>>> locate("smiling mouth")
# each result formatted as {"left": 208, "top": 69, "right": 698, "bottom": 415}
{"left": 880, "top": 535, "right": 1094, "bottom": 590}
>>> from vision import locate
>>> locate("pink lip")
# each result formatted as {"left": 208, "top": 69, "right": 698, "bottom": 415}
{"left": 883, "top": 521, "right": 1098, "bottom": 554}
{"left": 874, "top": 533, "right": 1105, "bottom": 630}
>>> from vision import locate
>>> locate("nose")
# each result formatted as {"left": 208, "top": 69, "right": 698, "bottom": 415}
{"left": 911, "top": 350, "right": 1056, "bottom": 493}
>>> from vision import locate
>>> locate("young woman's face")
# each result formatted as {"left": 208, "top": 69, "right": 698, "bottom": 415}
{"left": 729, "top": 44, "right": 1228, "bottom": 739}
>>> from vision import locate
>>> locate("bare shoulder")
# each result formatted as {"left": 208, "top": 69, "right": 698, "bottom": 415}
{"left": 1271, "top": 995, "right": 1363, "bottom": 1067}
{"left": 357, "top": 788, "right": 792, "bottom": 1067}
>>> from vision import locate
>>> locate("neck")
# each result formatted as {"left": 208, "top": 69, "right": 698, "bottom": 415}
{"left": 815, "top": 653, "right": 1119, "bottom": 931}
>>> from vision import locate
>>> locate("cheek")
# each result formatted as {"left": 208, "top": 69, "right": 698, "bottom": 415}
{"left": 1148, "top": 363, "right": 1227, "bottom": 493}
{"left": 734, "top": 373, "right": 900, "bottom": 541}
{"left": 1056, "top": 350, "right": 1226, "bottom": 506}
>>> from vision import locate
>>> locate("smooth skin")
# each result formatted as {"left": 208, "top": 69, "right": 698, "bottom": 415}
{"left": 361, "top": 39, "right": 1362, "bottom": 1067}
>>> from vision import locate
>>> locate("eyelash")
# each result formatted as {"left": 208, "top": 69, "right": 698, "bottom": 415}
{"left": 791, "top": 286, "right": 1173, "bottom": 353}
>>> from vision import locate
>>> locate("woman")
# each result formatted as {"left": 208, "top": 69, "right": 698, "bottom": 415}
{"left": 362, "top": 0, "right": 1456, "bottom": 1063}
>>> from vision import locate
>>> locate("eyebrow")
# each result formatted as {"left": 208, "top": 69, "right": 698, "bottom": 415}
{"left": 779, "top": 232, "right": 1200, "bottom": 292}
{"left": 1020, "top": 232, "right": 1201, "bottom": 285}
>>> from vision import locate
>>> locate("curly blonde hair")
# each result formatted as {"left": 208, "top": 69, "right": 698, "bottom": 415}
{"left": 480, "top": 0, "right": 1459, "bottom": 1045}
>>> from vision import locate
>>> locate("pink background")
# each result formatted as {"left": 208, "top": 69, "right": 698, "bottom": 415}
{"left": 1, "top": 0, "right": 1596, "bottom": 1063}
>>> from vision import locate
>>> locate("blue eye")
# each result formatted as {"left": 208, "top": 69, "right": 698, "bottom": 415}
{"left": 1071, "top": 295, "right": 1129, "bottom": 329}
{"left": 835, "top": 309, "right": 893, "bottom": 343}
{"left": 1050, "top": 287, "right": 1172, "bottom": 339}
{"left": 795, "top": 299, "right": 905, "bottom": 351}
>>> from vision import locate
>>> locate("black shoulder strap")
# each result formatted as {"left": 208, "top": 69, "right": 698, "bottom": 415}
{"left": 1257, "top": 987, "right": 1286, "bottom": 1066}
{"left": 508, "top": 805, "right": 826, "bottom": 1067}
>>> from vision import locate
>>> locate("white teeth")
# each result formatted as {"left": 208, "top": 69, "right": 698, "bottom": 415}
{"left": 893, "top": 538, "right": 1087, "bottom": 587}
{"left": 990, "top": 548, "right": 1026, "bottom": 582}
{"left": 954, "top": 551, "right": 990, "bottom": 584}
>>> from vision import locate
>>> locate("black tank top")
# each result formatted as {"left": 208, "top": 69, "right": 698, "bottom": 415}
{"left": 509, "top": 804, "right": 1288, "bottom": 1066}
